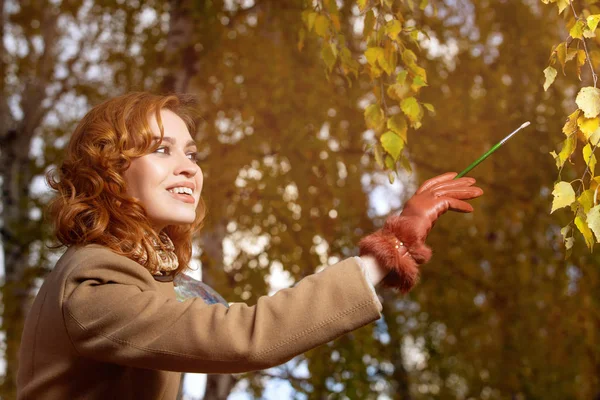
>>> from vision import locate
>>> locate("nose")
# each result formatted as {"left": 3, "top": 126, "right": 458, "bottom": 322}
{"left": 173, "top": 150, "right": 201, "bottom": 178}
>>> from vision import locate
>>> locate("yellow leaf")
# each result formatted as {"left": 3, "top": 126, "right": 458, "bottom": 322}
{"left": 543, "top": 66, "right": 557, "bottom": 91}
{"left": 402, "top": 49, "right": 418, "bottom": 65}
{"left": 578, "top": 188, "right": 596, "bottom": 213}
{"left": 576, "top": 87, "right": 600, "bottom": 118}
{"left": 321, "top": 43, "right": 337, "bottom": 72}
{"left": 583, "top": 143, "right": 597, "bottom": 175}
{"left": 563, "top": 109, "right": 581, "bottom": 136}
{"left": 298, "top": 28, "right": 306, "bottom": 52}
{"left": 387, "top": 83, "right": 409, "bottom": 101}
{"left": 590, "top": 128, "right": 600, "bottom": 146}
{"left": 379, "top": 41, "right": 397, "bottom": 76}
{"left": 557, "top": 0, "right": 569, "bottom": 14}
{"left": 577, "top": 116, "right": 599, "bottom": 138}
{"left": 380, "top": 130, "right": 404, "bottom": 161}
{"left": 358, "top": 0, "right": 369, "bottom": 12}
{"left": 575, "top": 213, "right": 595, "bottom": 249}
{"left": 570, "top": 20, "right": 585, "bottom": 39}
{"left": 399, "top": 155, "right": 412, "bottom": 173}
{"left": 364, "top": 104, "right": 385, "bottom": 132}
{"left": 550, "top": 150, "right": 560, "bottom": 169}
{"left": 305, "top": 11, "right": 318, "bottom": 32}
{"left": 588, "top": 14, "right": 600, "bottom": 32}
{"left": 374, "top": 144, "right": 384, "bottom": 168}
{"left": 396, "top": 70, "right": 408, "bottom": 85}
{"left": 587, "top": 204, "right": 600, "bottom": 242}
{"left": 385, "top": 20, "right": 402, "bottom": 41}
{"left": 365, "top": 47, "right": 384, "bottom": 67}
{"left": 385, "top": 154, "right": 395, "bottom": 170}
{"left": 551, "top": 181, "right": 576, "bottom": 213}
{"left": 400, "top": 97, "right": 422, "bottom": 124}
{"left": 423, "top": 103, "right": 435, "bottom": 114}
{"left": 315, "top": 15, "right": 329, "bottom": 37}
{"left": 557, "top": 135, "right": 577, "bottom": 168}
{"left": 388, "top": 171, "right": 396, "bottom": 184}
{"left": 577, "top": 50, "right": 587, "bottom": 80}
{"left": 330, "top": 14, "right": 341, "bottom": 32}
{"left": 387, "top": 115, "right": 408, "bottom": 142}
{"left": 364, "top": 10, "right": 375, "bottom": 38}
{"left": 420, "top": 0, "right": 428, "bottom": 10}
{"left": 556, "top": 42, "right": 567, "bottom": 74}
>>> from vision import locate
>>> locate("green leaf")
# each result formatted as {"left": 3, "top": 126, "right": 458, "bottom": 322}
{"left": 570, "top": 20, "right": 585, "bottom": 40}
{"left": 315, "top": 15, "right": 329, "bottom": 37}
{"left": 385, "top": 20, "right": 402, "bottom": 41}
{"left": 587, "top": 204, "right": 600, "bottom": 242}
{"left": 380, "top": 130, "right": 404, "bottom": 161}
{"left": 583, "top": 143, "right": 597, "bottom": 175}
{"left": 575, "top": 213, "right": 595, "bottom": 249}
{"left": 387, "top": 115, "right": 408, "bottom": 142}
{"left": 400, "top": 97, "right": 421, "bottom": 123}
{"left": 588, "top": 14, "right": 600, "bottom": 32}
{"left": 411, "top": 75, "right": 428, "bottom": 91}
{"left": 576, "top": 87, "right": 600, "bottom": 118}
{"left": 364, "top": 10, "right": 375, "bottom": 38}
{"left": 364, "top": 104, "right": 385, "bottom": 132}
{"left": 551, "top": 181, "right": 576, "bottom": 213}
{"left": 543, "top": 66, "right": 557, "bottom": 91}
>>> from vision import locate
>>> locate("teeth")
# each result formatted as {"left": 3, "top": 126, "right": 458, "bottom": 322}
{"left": 168, "top": 187, "right": 193, "bottom": 195}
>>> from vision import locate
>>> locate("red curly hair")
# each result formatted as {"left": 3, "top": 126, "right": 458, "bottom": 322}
{"left": 45, "top": 92, "right": 206, "bottom": 275}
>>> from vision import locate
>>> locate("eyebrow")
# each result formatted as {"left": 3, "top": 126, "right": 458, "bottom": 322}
{"left": 152, "top": 136, "right": 198, "bottom": 148}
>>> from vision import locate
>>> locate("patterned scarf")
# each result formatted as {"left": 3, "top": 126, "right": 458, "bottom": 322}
{"left": 131, "top": 231, "right": 179, "bottom": 276}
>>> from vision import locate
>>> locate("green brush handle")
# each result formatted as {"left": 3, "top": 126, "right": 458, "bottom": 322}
{"left": 456, "top": 142, "right": 503, "bottom": 178}
{"left": 454, "top": 121, "right": 530, "bottom": 179}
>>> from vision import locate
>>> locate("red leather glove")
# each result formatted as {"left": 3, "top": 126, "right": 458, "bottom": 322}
{"left": 359, "top": 172, "right": 483, "bottom": 292}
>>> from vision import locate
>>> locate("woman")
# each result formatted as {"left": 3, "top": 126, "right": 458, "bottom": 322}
{"left": 16, "top": 92, "right": 483, "bottom": 399}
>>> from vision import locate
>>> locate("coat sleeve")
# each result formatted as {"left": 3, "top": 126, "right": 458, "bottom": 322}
{"left": 62, "top": 255, "right": 382, "bottom": 374}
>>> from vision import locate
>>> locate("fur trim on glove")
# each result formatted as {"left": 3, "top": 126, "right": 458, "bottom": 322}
{"left": 358, "top": 216, "right": 433, "bottom": 293}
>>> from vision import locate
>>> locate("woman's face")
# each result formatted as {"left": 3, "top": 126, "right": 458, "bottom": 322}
{"left": 123, "top": 109, "right": 203, "bottom": 232}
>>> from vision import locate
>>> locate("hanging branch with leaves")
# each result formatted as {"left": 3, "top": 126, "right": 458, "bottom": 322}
{"left": 299, "top": 0, "right": 433, "bottom": 183}
{"left": 543, "top": 0, "right": 600, "bottom": 256}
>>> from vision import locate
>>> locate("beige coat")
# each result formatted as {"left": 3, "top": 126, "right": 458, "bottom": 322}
{"left": 17, "top": 244, "right": 382, "bottom": 399}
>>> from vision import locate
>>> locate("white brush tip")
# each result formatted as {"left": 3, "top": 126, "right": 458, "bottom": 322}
{"left": 520, "top": 121, "right": 531, "bottom": 129}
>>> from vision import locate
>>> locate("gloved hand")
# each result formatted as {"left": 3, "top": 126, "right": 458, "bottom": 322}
{"left": 358, "top": 172, "right": 483, "bottom": 292}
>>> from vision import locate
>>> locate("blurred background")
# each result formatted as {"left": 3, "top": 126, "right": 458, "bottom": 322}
{"left": 2, "top": 0, "right": 599, "bottom": 399}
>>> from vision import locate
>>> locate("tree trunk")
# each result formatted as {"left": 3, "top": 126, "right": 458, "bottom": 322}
{"left": 381, "top": 292, "right": 412, "bottom": 400}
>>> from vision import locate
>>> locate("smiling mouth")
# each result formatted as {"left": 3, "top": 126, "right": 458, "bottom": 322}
{"left": 166, "top": 190, "right": 195, "bottom": 203}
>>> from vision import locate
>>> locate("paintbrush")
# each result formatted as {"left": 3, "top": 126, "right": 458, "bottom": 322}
{"left": 455, "top": 121, "right": 531, "bottom": 178}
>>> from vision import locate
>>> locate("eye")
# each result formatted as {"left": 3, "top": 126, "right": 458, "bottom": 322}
{"left": 154, "top": 146, "right": 169, "bottom": 154}
{"left": 188, "top": 152, "right": 200, "bottom": 162}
